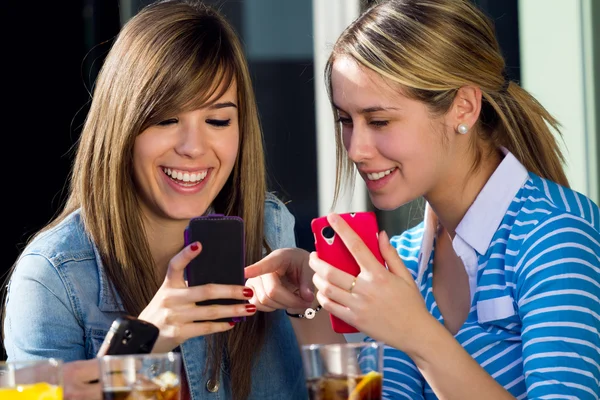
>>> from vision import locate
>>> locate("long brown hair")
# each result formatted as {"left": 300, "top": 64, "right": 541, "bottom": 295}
{"left": 5, "top": 1, "right": 267, "bottom": 398}
{"left": 326, "top": 0, "right": 569, "bottom": 203}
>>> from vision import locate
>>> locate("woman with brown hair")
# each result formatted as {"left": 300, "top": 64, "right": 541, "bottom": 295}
{"left": 247, "top": 0, "right": 600, "bottom": 398}
{"left": 2, "top": 1, "right": 315, "bottom": 399}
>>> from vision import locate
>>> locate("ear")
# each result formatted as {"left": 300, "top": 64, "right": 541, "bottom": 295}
{"left": 447, "top": 85, "right": 482, "bottom": 135}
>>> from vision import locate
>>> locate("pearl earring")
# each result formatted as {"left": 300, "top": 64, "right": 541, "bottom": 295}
{"left": 457, "top": 123, "right": 469, "bottom": 135}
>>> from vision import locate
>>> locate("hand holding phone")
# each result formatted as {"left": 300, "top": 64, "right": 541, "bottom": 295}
{"left": 96, "top": 315, "right": 159, "bottom": 357}
{"left": 311, "top": 211, "right": 385, "bottom": 333}
{"left": 184, "top": 214, "right": 246, "bottom": 322}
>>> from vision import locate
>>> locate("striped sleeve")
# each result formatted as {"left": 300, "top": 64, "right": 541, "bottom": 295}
{"left": 515, "top": 213, "right": 600, "bottom": 399}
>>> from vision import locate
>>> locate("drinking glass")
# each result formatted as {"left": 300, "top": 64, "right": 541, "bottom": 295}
{"left": 99, "top": 352, "right": 181, "bottom": 400}
{"left": 0, "top": 358, "right": 63, "bottom": 399}
{"left": 301, "top": 341, "right": 384, "bottom": 400}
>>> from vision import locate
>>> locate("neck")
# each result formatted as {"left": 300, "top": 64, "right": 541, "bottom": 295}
{"left": 425, "top": 147, "right": 502, "bottom": 237}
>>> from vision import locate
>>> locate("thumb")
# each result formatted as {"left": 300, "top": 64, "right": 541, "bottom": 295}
{"left": 165, "top": 241, "right": 202, "bottom": 287}
{"left": 379, "top": 231, "right": 410, "bottom": 278}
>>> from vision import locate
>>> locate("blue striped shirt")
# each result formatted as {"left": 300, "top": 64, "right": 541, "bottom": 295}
{"left": 370, "top": 151, "right": 600, "bottom": 399}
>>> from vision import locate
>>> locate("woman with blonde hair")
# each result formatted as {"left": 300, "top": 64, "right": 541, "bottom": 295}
{"left": 247, "top": 0, "right": 600, "bottom": 398}
{"left": 3, "top": 1, "right": 316, "bottom": 399}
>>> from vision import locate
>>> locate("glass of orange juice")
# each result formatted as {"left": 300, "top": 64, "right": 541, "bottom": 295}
{"left": 0, "top": 358, "right": 63, "bottom": 399}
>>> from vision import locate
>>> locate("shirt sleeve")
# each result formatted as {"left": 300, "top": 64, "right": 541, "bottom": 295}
{"left": 515, "top": 213, "right": 600, "bottom": 399}
{"left": 4, "top": 254, "right": 86, "bottom": 362}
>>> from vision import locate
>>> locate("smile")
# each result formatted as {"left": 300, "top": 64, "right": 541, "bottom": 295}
{"left": 162, "top": 167, "right": 208, "bottom": 186}
{"left": 366, "top": 167, "right": 396, "bottom": 181}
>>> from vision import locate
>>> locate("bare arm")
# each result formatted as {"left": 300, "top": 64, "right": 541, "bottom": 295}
{"left": 405, "top": 315, "right": 515, "bottom": 400}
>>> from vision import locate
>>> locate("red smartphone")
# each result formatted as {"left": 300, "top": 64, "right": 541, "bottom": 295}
{"left": 184, "top": 214, "right": 246, "bottom": 323}
{"left": 311, "top": 211, "right": 385, "bottom": 333}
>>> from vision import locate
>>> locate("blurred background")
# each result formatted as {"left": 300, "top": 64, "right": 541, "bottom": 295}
{"left": 1, "top": 0, "right": 599, "bottom": 358}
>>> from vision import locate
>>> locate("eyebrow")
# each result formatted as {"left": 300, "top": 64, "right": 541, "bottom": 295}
{"left": 208, "top": 101, "right": 237, "bottom": 110}
{"left": 333, "top": 104, "right": 399, "bottom": 114}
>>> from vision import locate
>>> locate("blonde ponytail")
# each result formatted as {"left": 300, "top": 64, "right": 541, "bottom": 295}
{"left": 484, "top": 83, "right": 569, "bottom": 186}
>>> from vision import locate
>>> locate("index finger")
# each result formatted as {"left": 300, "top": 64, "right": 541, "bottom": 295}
{"left": 244, "top": 252, "right": 279, "bottom": 279}
{"left": 244, "top": 248, "right": 304, "bottom": 279}
{"left": 327, "top": 213, "right": 379, "bottom": 273}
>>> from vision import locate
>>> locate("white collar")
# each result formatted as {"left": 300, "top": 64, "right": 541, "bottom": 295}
{"left": 416, "top": 148, "right": 529, "bottom": 284}
{"left": 455, "top": 148, "right": 529, "bottom": 254}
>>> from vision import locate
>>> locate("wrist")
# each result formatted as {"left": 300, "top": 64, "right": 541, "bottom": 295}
{"left": 403, "top": 313, "right": 455, "bottom": 366}
{"left": 286, "top": 302, "right": 322, "bottom": 320}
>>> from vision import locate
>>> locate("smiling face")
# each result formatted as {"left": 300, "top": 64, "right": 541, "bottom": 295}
{"left": 132, "top": 80, "right": 239, "bottom": 226}
{"left": 331, "top": 57, "right": 455, "bottom": 210}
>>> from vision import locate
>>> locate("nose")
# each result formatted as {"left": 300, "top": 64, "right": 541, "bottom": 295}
{"left": 344, "top": 122, "right": 374, "bottom": 164}
{"left": 175, "top": 123, "right": 207, "bottom": 159}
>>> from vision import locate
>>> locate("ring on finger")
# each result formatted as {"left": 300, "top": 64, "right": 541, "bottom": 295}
{"left": 348, "top": 277, "right": 357, "bottom": 293}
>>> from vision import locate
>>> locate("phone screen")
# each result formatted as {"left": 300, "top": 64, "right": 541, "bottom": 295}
{"left": 184, "top": 214, "right": 245, "bottom": 321}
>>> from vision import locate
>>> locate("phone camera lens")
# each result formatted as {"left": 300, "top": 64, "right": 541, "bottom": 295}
{"left": 322, "top": 226, "right": 335, "bottom": 240}
{"left": 124, "top": 329, "right": 132, "bottom": 339}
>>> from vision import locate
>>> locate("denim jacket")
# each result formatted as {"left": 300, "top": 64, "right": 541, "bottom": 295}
{"left": 4, "top": 193, "right": 308, "bottom": 399}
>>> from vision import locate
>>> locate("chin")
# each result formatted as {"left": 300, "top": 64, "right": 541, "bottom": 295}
{"left": 368, "top": 193, "right": 413, "bottom": 211}
{"left": 166, "top": 205, "right": 211, "bottom": 221}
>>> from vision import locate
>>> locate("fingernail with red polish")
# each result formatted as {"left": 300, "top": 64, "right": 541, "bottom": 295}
{"left": 242, "top": 288, "right": 254, "bottom": 298}
{"left": 228, "top": 321, "right": 236, "bottom": 326}
{"left": 190, "top": 243, "right": 199, "bottom": 251}
{"left": 245, "top": 304, "right": 257, "bottom": 313}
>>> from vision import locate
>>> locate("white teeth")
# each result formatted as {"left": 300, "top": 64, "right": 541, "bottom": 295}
{"left": 162, "top": 168, "right": 208, "bottom": 184}
{"left": 366, "top": 168, "right": 395, "bottom": 181}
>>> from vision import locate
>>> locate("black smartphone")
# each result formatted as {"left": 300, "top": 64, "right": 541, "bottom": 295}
{"left": 184, "top": 214, "right": 245, "bottom": 322}
{"left": 96, "top": 315, "right": 159, "bottom": 357}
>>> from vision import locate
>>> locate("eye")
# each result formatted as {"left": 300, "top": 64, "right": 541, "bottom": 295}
{"left": 157, "top": 118, "right": 178, "bottom": 126}
{"left": 336, "top": 117, "right": 353, "bottom": 126}
{"left": 206, "top": 119, "right": 231, "bottom": 127}
{"left": 370, "top": 120, "right": 389, "bottom": 127}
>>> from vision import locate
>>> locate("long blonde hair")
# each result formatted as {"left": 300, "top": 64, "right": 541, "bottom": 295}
{"left": 326, "top": 0, "right": 569, "bottom": 202}
{"left": 5, "top": 1, "right": 267, "bottom": 398}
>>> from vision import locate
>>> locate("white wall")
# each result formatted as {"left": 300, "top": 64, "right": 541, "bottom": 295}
{"left": 519, "top": 0, "right": 599, "bottom": 203}
{"left": 312, "top": 0, "right": 367, "bottom": 216}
